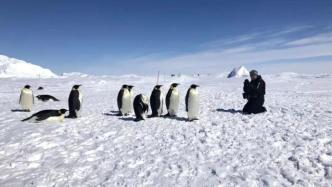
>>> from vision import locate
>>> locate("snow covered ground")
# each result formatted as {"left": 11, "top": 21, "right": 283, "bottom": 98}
{"left": 0, "top": 73, "right": 331, "bottom": 186}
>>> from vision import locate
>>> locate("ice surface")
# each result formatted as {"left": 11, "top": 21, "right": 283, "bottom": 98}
{"left": 0, "top": 73, "right": 331, "bottom": 186}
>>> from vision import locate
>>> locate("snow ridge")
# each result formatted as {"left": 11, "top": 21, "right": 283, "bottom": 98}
{"left": 0, "top": 55, "right": 57, "bottom": 78}
{"left": 227, "top": 66, "right": 249, "bottom": 78}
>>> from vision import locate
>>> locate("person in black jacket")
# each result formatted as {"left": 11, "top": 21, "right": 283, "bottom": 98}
{"left": 242, "top": 70, "right": 267, "bottom": 114}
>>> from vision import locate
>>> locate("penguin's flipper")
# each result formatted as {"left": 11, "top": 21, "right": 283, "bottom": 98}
{"left": 117, "top": 89, "right": 124, "bottom": 110}
{"left": 52, "top": 97, "right": 60, "bottom": 101}
{"left": 185, "top": 89, "right": 190, "bottom": 112}
{"left": 21, "top": 116, "right": 33, "bottom": 122}
{"left": 166, "top": 90, "right": 172, "bottom": 110}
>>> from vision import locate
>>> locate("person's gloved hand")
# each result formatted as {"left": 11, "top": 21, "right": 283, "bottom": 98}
{"left": 244, "top": 79, "right": 249, "bottom": 85}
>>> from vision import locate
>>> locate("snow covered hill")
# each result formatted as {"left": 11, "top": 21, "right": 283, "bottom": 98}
{"left": 227, "top": 66, "right": 250, "bottom": 78}
{"left": 0, "top": 55, "right": 57, "bottom": 78}
{"left": 0, "top": 73, "right": 331, "bottom": 186}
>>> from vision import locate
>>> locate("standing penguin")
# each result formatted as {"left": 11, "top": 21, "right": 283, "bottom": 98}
{"left": 67, "top": 85, "right": 83, "bottom": 118}
{"left": 133, "top": 94, "right": 149, "bottom": 121}
{"left": 150, "top": 85, "right": 164, "bottom": 117}
{"left": 19, "top": 85, "right": 34, "bottom": 111}
{"left": 22, "top": 109, "right": 67, "bottom": 123}
{"left": 117, "top": 85, "right": 132, "bottom": 116}
{"left": 165, "top": 83, "right": 180, "bottom": 117}
{"left": 185, "top": 84, "right": 200, "bottom": 121}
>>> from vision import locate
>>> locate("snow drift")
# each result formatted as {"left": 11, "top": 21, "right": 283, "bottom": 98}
{"left": 0, "top": 55, "right": 57, "bottom": 78}
{"left": 227, "top": 66, "right": 249, "bottom": 78}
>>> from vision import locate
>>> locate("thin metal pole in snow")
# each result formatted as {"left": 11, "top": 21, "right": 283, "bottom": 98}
{"left": 156, "top": 71, "right": 160, "bottom": 85}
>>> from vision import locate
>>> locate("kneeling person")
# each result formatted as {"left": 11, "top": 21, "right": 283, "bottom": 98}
{"left": 242, "top": 70, "right": 267, "bottom": 114}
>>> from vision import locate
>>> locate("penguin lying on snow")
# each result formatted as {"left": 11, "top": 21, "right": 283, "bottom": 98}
{"left": 150, "top": 85, "right": 164, "bottom": 117}
{"left": 186, "top": 84, "right": 200, "bottom": 121}
{"left": 22, "top": 109, "right": 67, "bottom": 123}
{"left": 19, "top": 85, "right": 34, "bottom": 112}
{"left": 133, "top": 94, "right": 149, "bottom": 121}
{"left": 66, "top": 85, "right": 83, "bottom": 118}
{"left": 165, "top": 83, "right": 180, "bottom": 117}
{"left": 36, "top": 95, "right": 60, "bottom": 102}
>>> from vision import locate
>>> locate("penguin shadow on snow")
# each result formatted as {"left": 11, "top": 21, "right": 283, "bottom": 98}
{"left": 216, "top": 108, "right": 242, "bottom": 114}
{"left": 103, "top": 112, "right": 120, "bottom": 117}
{"left": 11, "top": 109, "right": 31, "bottom": 112}
{"left": 103, "top": 112, "right": 136, "bottom": 121}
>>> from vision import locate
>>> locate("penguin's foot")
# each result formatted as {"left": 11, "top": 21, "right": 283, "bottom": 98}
{"left": 148, "top": 114, "right": 159, "bottom": 118}
{"left": 188, "top": 118, "right": 199, "bottom": 122}
{"left": 134, "top": 118, "right": 144, "bottom": 122}
{"left": 163, "top": 113, "right": 177, "bottom": 118}
{"left": 65, "top": 115, "right": 77, "bottom": 119}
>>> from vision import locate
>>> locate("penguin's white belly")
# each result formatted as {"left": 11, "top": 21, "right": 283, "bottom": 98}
{"left": 20, "top": 91, "right": 33, "bottom": 110}
{"left": 78, "top": 91, "right": 83, "bottom": 111}
{"left": 142, "top": 110, "right": 148, "bottom": 119}
{"left": 46, "top": 115, "right": 65, "bottom": 122}
{"left": 158, "top": 93, "right": 164, "bottom": 115}
{"left": 128, "top": 92, "right": 134, "bottom": 113}
{"left": 121, "top": 95, "right": 132, "bottom": 114}
{"left": 188, "top": 93, "right": 199, "bottom": 120}
{"left": 168, "top": 92, "right": 179, "bottom": 116}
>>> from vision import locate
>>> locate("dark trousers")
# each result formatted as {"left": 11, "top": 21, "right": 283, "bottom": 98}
{"left": 243, "top": 97, "right": 266, "bottom": 114}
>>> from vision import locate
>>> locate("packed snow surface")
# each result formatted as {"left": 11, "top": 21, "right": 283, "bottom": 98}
{"left": 0, "top": 73, "right": 331, "bottom": 186}
{"left": 228, "top": 66, "right": 250, "bottom": 78}
{"left": 0, "top": 55, "right": 57, "bottom": 78}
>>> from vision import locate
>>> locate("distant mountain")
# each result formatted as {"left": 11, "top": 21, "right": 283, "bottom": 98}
{"left": 227, "top": 66, "right": 249, "bottom": 78}
{"left": 0, "top": 55, "right": 57, "bottom": 78}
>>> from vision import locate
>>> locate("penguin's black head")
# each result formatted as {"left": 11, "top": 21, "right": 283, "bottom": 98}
{"left": 127, "top": 85, "right": 134, "bottom": 90}
{"left": 155, "top": 85, "right": 163, "bottom": 89}
{"left": 24, "top": 85, "right": 31, "bottom": 89}
{"left": 59, "top": 109, "right": 68, "bottom": 114}
{"left": 73, "top": 85, "right": 81, "bottom": 89}
{"left": 122, "top": 84, "right": 128, "bottom": 89}
{"left": 190, "top": 84, "right": 199, "bottom": 89}
{"left": 171, "top": 83, "right": 179, "bottom": 88}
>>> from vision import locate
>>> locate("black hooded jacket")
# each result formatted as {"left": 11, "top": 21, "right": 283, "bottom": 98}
{"left": 243, "top": 75, "right": 265, "bottom": 99}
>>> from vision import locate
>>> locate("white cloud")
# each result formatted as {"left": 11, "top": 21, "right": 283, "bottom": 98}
{"left": 286, "top": 32, "right": 332, "bottom": 46}
{"left": 107, "top": 26, "right": 332, "bottom": 74}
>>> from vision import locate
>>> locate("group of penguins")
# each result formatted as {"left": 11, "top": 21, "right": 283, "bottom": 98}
{"left": 117, "top": 83, "right": 199, "bottom": 121}
{"left": 18, "top": 83, "right": 200, "bottom": 123}
{"left": 19, "top": 84, "right": 83, "bottom": 122}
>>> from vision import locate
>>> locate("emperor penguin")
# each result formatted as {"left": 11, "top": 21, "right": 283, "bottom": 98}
{"left": 19, "top": 85, "right": 34, "bottom": 111}
{"left": 133, "top": 94, "right": 149, "bottom": 121}
{"left": 22, "top": 109, "right": 67, "bottom": 123}
{"left": 67, "top": 85, "right": 83, "bottom": 118}
{"left": 36, "top": 95, "right": 60, "bottom": 102}
{"left": 150, "top": 85, "right": 164, "bottom": 117}
{"left": 165, "top": 83, "right": 180, "bottom": 117}
{"left": 117, "top": 85, "right": 132, "bottom": 116}
{"left": 185, "top": 84, "right": 200, "bottom": 121}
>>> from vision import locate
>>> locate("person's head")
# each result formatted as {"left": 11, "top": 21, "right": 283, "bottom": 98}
{"left": 250, "top": 70, "right": 258, "bottom": 80}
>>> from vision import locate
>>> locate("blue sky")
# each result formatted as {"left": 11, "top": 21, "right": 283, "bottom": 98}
{"left": 0, "top": 0, "right": 332, "bottom": 74}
